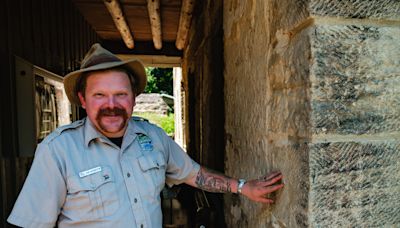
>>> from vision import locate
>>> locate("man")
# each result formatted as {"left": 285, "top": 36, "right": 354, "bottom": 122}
{"left": 8, "top": 43, "right": 284, "bottom": 228}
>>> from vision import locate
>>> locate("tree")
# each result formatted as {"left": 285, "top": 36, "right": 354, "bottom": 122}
{"left": 144, "top": 67, "right": 173, "bottom": 95}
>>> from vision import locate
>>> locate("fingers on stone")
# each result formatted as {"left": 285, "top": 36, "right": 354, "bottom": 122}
{"left": 263, "top": 183, "right": 284, "bottom": 194}
{"left": 261, "top": 174, "right": 283, "bottom": 186}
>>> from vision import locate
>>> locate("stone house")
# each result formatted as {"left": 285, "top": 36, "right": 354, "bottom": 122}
{"left": 135, "top": 93, "right": 174, "bottom": 115}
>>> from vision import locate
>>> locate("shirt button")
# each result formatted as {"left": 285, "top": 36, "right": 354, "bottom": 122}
{"left": 127, "top": 173, "right": 131, "bottom": 177}
{"left": 134, "top": 198, "right": 138, "bottom": 203}
{"left": 140, "top": 224, "right": 143, "bottom": 228}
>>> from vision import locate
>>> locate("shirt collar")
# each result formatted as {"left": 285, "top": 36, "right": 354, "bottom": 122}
{"left": 126, "top": 118, "right": 148, "bottom": 136}
{"left": 84, "top": 117, "right": 148, "bottom": 147}
{"left": 84, "top": 118, "right": 105, "bottom": 146}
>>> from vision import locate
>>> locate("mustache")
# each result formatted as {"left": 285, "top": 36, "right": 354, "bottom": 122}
{"left": 98, "top": 107, "right": 128, "bottom": 117}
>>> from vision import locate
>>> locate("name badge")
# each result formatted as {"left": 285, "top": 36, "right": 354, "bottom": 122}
{"left": 79, "top": 166, "right": 102, "bottom": 178}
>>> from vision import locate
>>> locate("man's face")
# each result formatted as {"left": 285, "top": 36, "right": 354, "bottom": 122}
{"left": 78, "top": 70, "right": 135, "bottom": 138}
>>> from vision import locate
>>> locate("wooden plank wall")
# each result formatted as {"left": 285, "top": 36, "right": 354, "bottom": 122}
{"left": 182, "top": 0, "right": 225, "bottom": 227}
{"left": 0, "top": 0, "right": 99, "bottom": 226}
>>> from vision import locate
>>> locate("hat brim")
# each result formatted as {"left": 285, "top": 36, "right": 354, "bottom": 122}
{"left": 63, "top": 59, "right": 147, "bottom": 106}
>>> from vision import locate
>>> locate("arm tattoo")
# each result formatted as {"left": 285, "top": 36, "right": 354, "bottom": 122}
{"left": 195, "top": 167, "right": 232, "bottom": 193}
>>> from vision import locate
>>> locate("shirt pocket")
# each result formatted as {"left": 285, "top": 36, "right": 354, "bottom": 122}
{"left": 64, "top": 166, "right": 120, "bottom": 221}
{"left": 138, "top": 151, "right": 166, "bottom": 195}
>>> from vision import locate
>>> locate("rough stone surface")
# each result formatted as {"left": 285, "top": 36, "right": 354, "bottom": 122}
{"left": 224, "top": 0, "right": 311, "bottom": 227}
{"left": 310, "top": 25, "right": 400, "bottom": 135}
{"left": 309, "top": 0, "right": 400, "bottom": 20}
{"left": 223, "top": 0, "right": 400, "bottom": 227}
{"left": 310, "top": 142, "right": 400, "bottom": 227}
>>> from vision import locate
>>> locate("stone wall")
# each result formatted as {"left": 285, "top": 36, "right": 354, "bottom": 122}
{"left": 308, "top": 2, "right": 400, "bottom": 226}
{"left": 224, "top": 0, "right": 400, "bottom": 227}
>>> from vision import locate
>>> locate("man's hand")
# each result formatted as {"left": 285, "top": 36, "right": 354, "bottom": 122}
{"left": 185, "top": 167, "right": 284, "bottom": 204}
{"left": 240, "top": 172, "right": 284, "bottom": 204}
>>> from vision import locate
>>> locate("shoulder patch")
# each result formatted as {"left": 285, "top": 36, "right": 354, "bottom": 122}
{"left": 132, "top": 116, "right": 149, "bottom": 122}
{"left": 137, "top": 133, "right": 153, "bottom": 151}
{"left": 56, "top": 119, "right": 85, "bottom": 133}
{"left": 42, "top": 119, "right": 85, "bottom": 143}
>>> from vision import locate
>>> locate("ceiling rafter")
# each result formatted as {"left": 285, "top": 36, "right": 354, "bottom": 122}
{"left": 147, "top": 0, "right": 162, "bottom": 50}
{"left": 176, "top": 0, "right": 195, "bottom": 50}
{"left": 103, "top": 0, "right": 135, "bottom": 49}
{"left": 73, "top": 0, "right": 195, "bottom": 53}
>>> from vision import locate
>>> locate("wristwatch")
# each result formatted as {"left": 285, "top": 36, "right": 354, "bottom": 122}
{"left": 237, "top": 179, "right": 247, "bottom": 194}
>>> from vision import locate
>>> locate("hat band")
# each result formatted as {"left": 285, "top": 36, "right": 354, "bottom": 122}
{"left": 82, "top": 54, "right": 121, "bottom": 69}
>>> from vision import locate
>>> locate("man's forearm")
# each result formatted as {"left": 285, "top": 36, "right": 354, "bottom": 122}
{"left": 185, "top": 167, "right": 284, "bottom": 203}
{"left": 187, "top": 167, "right": 238, "bottom": 193}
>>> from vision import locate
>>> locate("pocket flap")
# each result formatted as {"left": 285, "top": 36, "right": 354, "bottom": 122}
{"left": 68, "top": 166, "right": 114, "bottom": 193}
{"left": 138, "top": 152, "right": 166, "bottom": 172}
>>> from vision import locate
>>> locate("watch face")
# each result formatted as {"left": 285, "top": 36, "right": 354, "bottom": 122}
{"left": 238, "top": 179, "right": 246, "bottom": 194}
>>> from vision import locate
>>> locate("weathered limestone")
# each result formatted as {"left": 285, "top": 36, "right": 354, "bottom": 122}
{"left": 224, "top": 0, "right": 400, "bottom": 227}
{"left": 224, "top": 1, "right": 311, "bottom": 227}
{"left": 309, "top": 23, "right": 400, "bottom": 227}
{"left": 309, "top": 0, "right": 400, "bottom": 20}
{"left": 310, "top": 142, "right": 400, "bottom": 227}
{"left": 311, "top": 25, "right": 400, "bottom": 135}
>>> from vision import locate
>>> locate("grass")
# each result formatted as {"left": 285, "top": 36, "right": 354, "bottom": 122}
{"left": 133, "top": 112, "right": 175, "bottom": 135}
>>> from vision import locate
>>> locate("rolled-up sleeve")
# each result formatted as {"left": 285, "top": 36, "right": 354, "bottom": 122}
{"left": 8, "top": 142, "right": 66, "bottom": 228}
{"left": 157, "top": 129, "right": 200, "bottom": 187}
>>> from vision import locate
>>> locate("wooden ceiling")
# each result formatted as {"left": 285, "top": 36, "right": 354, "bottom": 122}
{"left": 72, "top": 0, "right": 194, "bottom": 56}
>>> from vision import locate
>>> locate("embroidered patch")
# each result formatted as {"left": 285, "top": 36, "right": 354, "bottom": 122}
{"left": 138, "top": 134, "right": 153, "bottom": 151}
{"left": 79, "top": 166, "right": 102, "bottom": 178}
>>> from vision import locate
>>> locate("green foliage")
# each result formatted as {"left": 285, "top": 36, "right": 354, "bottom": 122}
{"left": 133, "top": 112, "right": 175, "bottom": 135}
{"left": 140, "top": 68, "right": 174, "bottom": 135}
{"left": 144, "top": 67, "right": 173, "bottom": 95}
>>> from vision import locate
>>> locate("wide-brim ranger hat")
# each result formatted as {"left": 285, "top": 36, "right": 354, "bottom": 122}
{"left": 63, "top": 43, "right": 147, "bottom": 106}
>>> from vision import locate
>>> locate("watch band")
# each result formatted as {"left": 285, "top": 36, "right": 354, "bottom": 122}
{"left": 237, "top": 179, "right": 246, "bottom": 194}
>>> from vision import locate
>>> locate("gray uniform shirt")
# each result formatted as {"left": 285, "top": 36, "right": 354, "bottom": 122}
{"left": 8, "top": 117, "right": 200, "bottom": 228}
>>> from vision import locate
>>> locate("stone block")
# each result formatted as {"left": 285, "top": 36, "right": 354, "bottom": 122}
{"left": 309, "top": 0, "right": 400, "bottom": 20}
{"left": 310, "top": 141, "right": 400, "bottom": 227}
{"left": 268, "top": 87, "right": 310, "bottom": 138}
{"left": 310, "top": 25, "right": 400, "bottom": 134}
{"left": 225, "top": 142, "right": 309, "bottom": 228}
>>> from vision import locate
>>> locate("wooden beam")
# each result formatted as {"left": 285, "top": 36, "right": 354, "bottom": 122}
{"left": 102, "top": 40, "right": 182, "bottom": 57}
{"left": 175, "top": 0, "right": 195, "bottom": 50}
{"left": 117, "top": 54, "right": 181, "bottom": 67}
{"left": 103, "top": 0, "right": 134, "bottom": 49}
{"left": 147, "top": 0, "right": 162, "bottom": 50}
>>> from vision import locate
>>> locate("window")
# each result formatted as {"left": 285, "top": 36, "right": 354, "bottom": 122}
{"left": 15, "top": 56, "right": 71, "bottom": 156}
